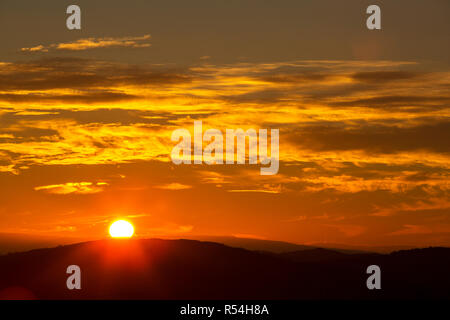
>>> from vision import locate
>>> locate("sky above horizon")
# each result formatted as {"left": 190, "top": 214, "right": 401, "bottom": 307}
{"left": 0, "top": 0, "right": 449, "bottom": 249}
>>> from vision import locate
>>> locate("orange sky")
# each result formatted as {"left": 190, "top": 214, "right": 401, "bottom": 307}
{"left": 0, "top": 0, "right": 449, "bottom": 249}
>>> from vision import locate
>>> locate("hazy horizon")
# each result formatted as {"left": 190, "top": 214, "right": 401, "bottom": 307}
{"left": 1, "top": 232, "right": 448, "bottom": 256}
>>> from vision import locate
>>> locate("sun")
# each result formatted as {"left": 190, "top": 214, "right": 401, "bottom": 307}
{"left": 109, "top": 220, "right": 135, "bottom": 238}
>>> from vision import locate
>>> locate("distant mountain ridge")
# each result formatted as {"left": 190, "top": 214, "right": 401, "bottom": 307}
{"left": 0, "top": 239, "right": 449, "bottom": 300}
{"left": 278, "top": 248, "right": 375, "bottom": 263}
{"left": 189, "top": 236, "right": 316, "bottom": 253}
{"left": 2, "top": 233, "right": 438, "bottom": 255}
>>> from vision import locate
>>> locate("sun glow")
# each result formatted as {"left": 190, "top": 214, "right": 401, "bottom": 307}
{"left": 109, "top": 220, "right": 135, "bottom": 238}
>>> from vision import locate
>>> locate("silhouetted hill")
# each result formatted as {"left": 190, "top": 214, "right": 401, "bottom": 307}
{"left": 190, "top": 236, "right": 316, "bottom": 253}
{"left": 0, "top": 239, "right": 448, "bottom": 299}
{"left": 0, "top": 233, "right": 81, "bottom": 255}
{"left": 0, "top": 233, "right": 368, "bottom": 255}
{"left": 279, "top": 248, "right": 369, "bottom": 263}
{"left": 310, "top": 242, "right": 435, "bottom": 254}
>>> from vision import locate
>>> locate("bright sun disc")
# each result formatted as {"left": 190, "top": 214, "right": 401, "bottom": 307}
{"left": 109, "top": 220, "right": 134, "bottom": 238}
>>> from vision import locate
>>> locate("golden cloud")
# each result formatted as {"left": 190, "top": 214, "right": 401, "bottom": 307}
{"left": 154, "top": 183, "right": 193, "bottom": 190}
{"left": 34, "top": 182, "right": 108, "bottom": 194}
{"left": 20, "top": 34, "right": 151, "bottom": 52}
{"left": 0, "top": 58, "right": 448, "bottom": 199}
